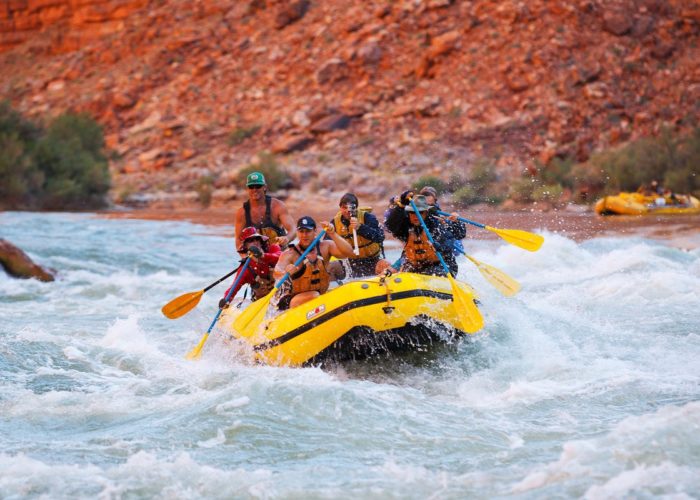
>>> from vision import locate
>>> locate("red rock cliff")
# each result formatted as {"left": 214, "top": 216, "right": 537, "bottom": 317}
{"left": 0, "top": 0, "right": 147, "bottom": 53}
{"left": 1, "top": 0, "right": 698, "bottom": 206}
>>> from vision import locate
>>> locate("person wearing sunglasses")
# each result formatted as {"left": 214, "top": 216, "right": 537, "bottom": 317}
{"left": 234, "top": 171, "right": 295, "bottom": 253}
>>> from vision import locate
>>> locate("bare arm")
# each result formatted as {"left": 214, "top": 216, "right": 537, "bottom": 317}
{"left": 273, "top": 250, "right": 294, "bottom": 280}
{"left": 234, "top": 207, "right": 246, "bottom": 255}
{"left": 322, "top": 222, "right": 355, "bottom": 258}
{"left": 272, "top": 199, "right": 296, "bottom": 245}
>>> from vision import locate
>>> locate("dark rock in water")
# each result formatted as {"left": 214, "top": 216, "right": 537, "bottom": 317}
{"left": 0, "top": 239, "right": 55, "bottom": 282}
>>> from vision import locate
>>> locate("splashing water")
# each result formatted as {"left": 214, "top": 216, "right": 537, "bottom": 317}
{"left": 1, "top": 212, "right": 699, "bottom": 498}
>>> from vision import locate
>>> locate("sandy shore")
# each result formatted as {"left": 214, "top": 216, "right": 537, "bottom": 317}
{"left": 99, "top": 203, "right": 700, "bottom": 250}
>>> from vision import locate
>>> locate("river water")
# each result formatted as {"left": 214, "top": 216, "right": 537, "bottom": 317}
{"left": 1, "top": 212, "right": 699, "bottom": 499}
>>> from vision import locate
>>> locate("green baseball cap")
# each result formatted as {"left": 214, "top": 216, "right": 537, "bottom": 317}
{"left": 246, "top": 171, "right": 266, "bottom": 187}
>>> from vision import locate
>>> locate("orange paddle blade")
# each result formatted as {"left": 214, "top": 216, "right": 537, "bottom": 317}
{"left": 161, "top": 290, "right": 204, "bottom": 319}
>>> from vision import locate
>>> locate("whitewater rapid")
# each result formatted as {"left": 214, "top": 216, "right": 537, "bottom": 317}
{"left": 1, "top": 212, "right": 698, "bottom": 498}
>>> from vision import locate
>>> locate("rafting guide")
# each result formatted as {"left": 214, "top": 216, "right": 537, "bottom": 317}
{"left": 234, "top": 171, "right": 296, "bottom": 251}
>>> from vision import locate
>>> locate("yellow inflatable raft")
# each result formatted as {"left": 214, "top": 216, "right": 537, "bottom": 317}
{"left": 595, "top": 192, "right": 700, "bottom": 216}
{"left": 218, "top": 272, "right": 481, "bottom": 367}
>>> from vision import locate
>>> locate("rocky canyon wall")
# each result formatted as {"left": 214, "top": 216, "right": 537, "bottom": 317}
{"left": 0, "top": 0, "right": 147, "bottom": 53}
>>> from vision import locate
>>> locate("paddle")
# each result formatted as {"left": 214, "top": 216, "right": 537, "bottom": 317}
{"left": 460, "top": 251, "right": 520, "bottom": 297}
{"left": 233, "top": 229, "right": 328, "bottom": 334}
{"left": 409, "top": 199, "right": 483, "bottom": 333}
{"left": 185, "top": 258, "right": 251, "bottom": 360}
{"left": 436, "top": 210, "right": 544, "bottom": 252}
{"left": 350, "top": 204, "right": 360, "bottom": 255}
{"left": 161, "top": 262, "right": 246, "bottom": 319}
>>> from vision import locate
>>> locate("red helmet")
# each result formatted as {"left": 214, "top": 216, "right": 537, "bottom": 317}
{"left": 238, "top": 226, "right": 268, "bottom": 251}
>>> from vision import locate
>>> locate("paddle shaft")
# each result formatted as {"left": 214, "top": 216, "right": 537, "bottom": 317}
{"left": 436, "top": 210, "right": 485, "bottom": 229}
{"left": 203, "top": 263, "right": 243, "bottom": 293}
{"left": 205, "top": 258, "right": 250, "bottom": 333}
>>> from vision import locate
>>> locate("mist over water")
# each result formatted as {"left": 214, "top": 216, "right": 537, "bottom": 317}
{"left": 1, "top": 212, "right": 699, "bottom": 498}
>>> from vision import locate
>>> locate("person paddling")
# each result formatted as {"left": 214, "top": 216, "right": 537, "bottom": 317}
{"left": 384, "top": 193, "right": 465, "bottom": 276}
{"left": 274, "top": 216, "right": 355, "bottom": 310}
{"left": 328, "top": 192, "right": 388, "bottom": 278}
{"left": 419, "top": 185, "right": 465, "bottom": 257}
{"left": 219, "top": 227, "right": 282, "bottom": 307}
{"left": 234, "top": 171, "right": 296, "bottom": 252}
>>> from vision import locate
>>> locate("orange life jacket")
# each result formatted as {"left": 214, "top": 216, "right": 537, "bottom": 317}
{"left": 404, "top": 228, "right": 440, "bottom": 266}
{"left": 332, "top": 210, "right": 381, "bottom": 259}
{"left": 289, "top": 244, "right": 331, "bottom": 296}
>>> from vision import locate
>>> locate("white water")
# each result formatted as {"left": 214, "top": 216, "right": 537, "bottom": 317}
{"left": 1, "top": 212, "right": 699, "bottom": 499}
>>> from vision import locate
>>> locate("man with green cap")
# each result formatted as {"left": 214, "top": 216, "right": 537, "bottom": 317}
{"left": 234, "top": 171, "right": 295, "bottom": 254}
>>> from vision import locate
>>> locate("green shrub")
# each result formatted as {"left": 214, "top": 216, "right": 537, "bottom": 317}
{"left": 414, "top": 175, "right": 448, "bottom": 194}
{"left": 532, "top": 183, "right": 564, "bottom": 202}
{"left": 450, "top": 158, "right": 501, "bottom": 206}
{"left": 453, "top": 185, "right": 480, "bottom": 205}
{"left": 508, "top": 176, "right": 536, "bottom": 203}
{"left": 238, "top": 151, "right": 289, "bottom": 191}
{"left": 0, "top": 104, "right": 111, "bottom": 210}
{"left": 195, "top": 175, "right": 214, "bottom": 207}
{"left": 227, "top": 125, "right": 260, "bottom": 146}
{"left": 582, "top": 126, "right": 700, "bottom": 196}
{"left": 0, "top": 132, "right": 43, "bottom": 208}
{"left": 537, "top": 156, "right": 575, "bottom": 189}
{"left": 469, "top": 158, "right": 498, "bottom": 192}
{"left": 33, "top": 113, "right": 110, "bottom": 209}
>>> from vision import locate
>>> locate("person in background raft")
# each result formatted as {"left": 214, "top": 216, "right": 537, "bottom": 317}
{"left": 383, "top": 193, "right": 465, "bottom": 277}
{"left": 274, "top": 216, "right": 355, "bottom": 310}
{"left": 219, "top": 227, "right": 282, "bottom": 308}
{"left": 234, "top": 171, "right": 295, "bottom": 253}
{"left": 328, "top": 192, "right": 388, "bottom": 278}
{"left": 419, "top": 185, "right": 465, "bottom": 257}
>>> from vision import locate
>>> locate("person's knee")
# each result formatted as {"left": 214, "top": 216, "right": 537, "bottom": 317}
{"left": 375, "top": 259, "right": 392, "bottom": 275}
{"left": 328, "top": 260, "right": 346, "bottom": 281}
{"left": 290, "top": 291, "right": 320, "bottom": 308}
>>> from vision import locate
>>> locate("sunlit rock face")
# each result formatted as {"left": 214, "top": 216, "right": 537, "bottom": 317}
{"left": 0, "top": 0, "right": 698, "bottom": 207}
{"left": 0, "top": 0, "right": 148, "bottom": 53}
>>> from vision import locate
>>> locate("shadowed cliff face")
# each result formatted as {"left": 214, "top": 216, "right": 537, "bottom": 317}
{"left": 1, "top": 0, "right": 698, "bottom": 207}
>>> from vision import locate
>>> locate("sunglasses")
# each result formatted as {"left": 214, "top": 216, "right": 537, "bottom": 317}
{"left": 248, "top": 185, "right": 264, "bottom": 190}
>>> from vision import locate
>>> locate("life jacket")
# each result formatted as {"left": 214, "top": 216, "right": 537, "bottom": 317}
{"left": 404, "top": 227, "right": 440, "bottom": 266}
{"left": 243, "top": 195, "right": 287, "bottom": 243}
{"left": 289, "top": 243, "right": 331, "bottom": 296}
{"left": 332, "top": 210, "right": 381, "bottom": 259}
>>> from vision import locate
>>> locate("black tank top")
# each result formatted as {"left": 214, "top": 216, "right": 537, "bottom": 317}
{"left": 243, "top": 195, "right": 286, "bottom": 236}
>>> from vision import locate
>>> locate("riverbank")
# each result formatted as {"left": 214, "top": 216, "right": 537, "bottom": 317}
{"left": 99, "top": 204, "right": 700, "bottom": 250}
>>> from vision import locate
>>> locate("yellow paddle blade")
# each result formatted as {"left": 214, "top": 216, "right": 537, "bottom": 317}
{"left": 233, "top": 290, "right": 274, "bottom": 333}
{"left": 466, "top": 255, "right": 520, "bottom": 297}
{"left": 162, "top": 290, "right": 204, "bottom": 319}
{"left": 486, "top": 226, "right": 544, "bottom": 252}
{"left": 448, "top": 275, "right": 484, "bottom": 334}
{"left": 185, "top": 332, "right": 209, "bottom": 360}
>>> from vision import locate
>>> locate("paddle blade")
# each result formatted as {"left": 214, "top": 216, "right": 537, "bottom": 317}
{"left": 466, "top": 255, "right": 520, "bottom": 297}
{"left": 162, "top": 290, "right": 204, "bottom": 319}
{"left": 448, "top": 275, "right": 484, "bottom": 334}
{"left": 487, "top": 226, "right": 544, "bottom": 252}
{"left": 233, "top": 290, "right": 274, "bottom": 333}
{"left": 185, "top": 332, "right": 209, "bottom": 360}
